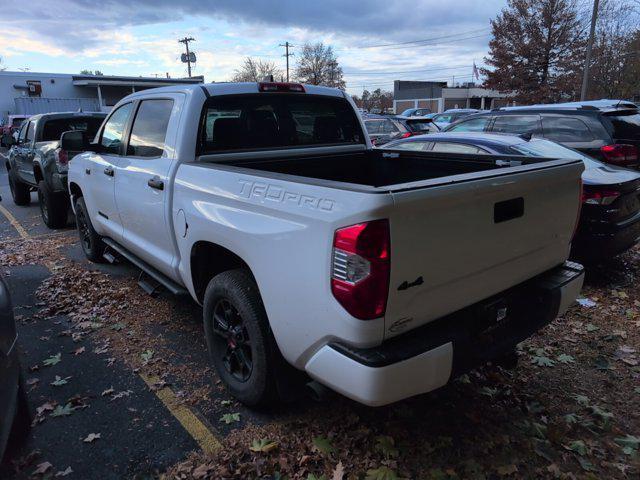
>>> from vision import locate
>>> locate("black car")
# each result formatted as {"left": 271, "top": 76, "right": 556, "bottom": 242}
{"left": 443, "top": 100, "right": 640, "bottom": 168}
{"left": 384, "top": 132, "right": 640, "bottom": 261}
{"left": 363, "top": 116, "right": 438, "bottom": 146}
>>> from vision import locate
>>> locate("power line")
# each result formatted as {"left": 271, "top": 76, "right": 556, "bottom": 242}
{"left": 351, "top": 28, "right": 490, "bottom": 49}
{"left": 344, "top": 64, "right": 475, "bottom": 76}
{"left": 178, "top": 36, "right": 195, "bottom": 78}
{"left": 279, "top": 42, "right": 294, "bottom": 82}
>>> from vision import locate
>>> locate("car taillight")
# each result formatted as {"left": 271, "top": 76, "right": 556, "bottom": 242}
{"left": 258, "top": 82, "right": 305, "bottom": 93}
{"left": 400, "top": 132, "right": 412, "bottom": 138}
{"left": 582, "top": 188, "right": 620, "bottom": 205}
{"left": 600, "top": 144, "right": 638, "bottom": 165}
{"left": 331, "top": 219, "right": 390, "bottom": 320}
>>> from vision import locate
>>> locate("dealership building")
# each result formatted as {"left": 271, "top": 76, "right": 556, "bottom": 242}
{"left": 393, "top": 80, "right": 511, "bottom": 114}
{"left": 0, "top": 71, "right": 204, "bottom": 123}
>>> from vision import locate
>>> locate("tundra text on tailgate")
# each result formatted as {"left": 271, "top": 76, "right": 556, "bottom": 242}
{"left": 66, "top": 81, "right": 585, "bottom": 407}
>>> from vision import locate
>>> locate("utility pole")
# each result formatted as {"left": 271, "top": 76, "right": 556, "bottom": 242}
{"left": 580, "top": 0, "right": 600, "bottom": 101}
{"left": 279, "top": 42, "right": 294, "bottom": 82}
{"left": 178, "top": 37, "right": 195, "bottom": 78}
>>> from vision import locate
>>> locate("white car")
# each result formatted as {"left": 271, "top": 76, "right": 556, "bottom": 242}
{"left": 66, "top": 81, "right": 585, "bottom": 407}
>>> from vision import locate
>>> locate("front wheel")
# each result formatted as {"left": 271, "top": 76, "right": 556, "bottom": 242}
{"left": 37, "top": 181, "right": 68, "bottom": 229}
{"left": 8, "top": 169, "right": 30, "bottom": 206}
{"left": 203, "top": 269, "right": 278, "bottom": 407}
{"left": 74, "top": 197, "right": 105, "bottom": 263}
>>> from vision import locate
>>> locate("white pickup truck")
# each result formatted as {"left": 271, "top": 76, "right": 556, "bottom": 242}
{"left": 65, "top": 82, "right": 585, "bottom": 407}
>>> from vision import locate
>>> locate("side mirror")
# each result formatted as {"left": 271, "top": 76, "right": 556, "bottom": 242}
{"left": 60, "top": 130, "right": 87, "bottom": 152}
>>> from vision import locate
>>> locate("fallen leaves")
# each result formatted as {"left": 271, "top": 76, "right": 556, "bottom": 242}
{"left": 220, "top": 412, "right": 241, "bottom": 424}
{"left": 312, "top": 436, "right": 336, "bottom": 455}
{"left": 43, "top": 352, "right": 62, "bottom": 366}
{"left": 50, "top": 403, "right": 75, "bottom": 417}
{"left": 50, "top": 375, "right": 71, "bottom": 387}
{"left": 249, "top": 438, "right": 278, "bottom": 453}
{"left": 33, "top": 461, "right": 53, "bottom": 475}
{"left": 83, "top": 432, "right": 101, "bottom": 443}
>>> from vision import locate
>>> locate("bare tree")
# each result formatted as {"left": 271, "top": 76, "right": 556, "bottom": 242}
{"left": 483, "top": 0, "right": 586, "bottom": 103}
{"left": 232, "top": 58, "right": 283, "bottom": 82}
{"left": 295, "top": 43, "right": 346, "bottom": 89}
{"left": 589, "top": 0, "right": 640, "bottom": 99}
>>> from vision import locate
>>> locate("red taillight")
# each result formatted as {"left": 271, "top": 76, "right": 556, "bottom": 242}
{"left": 582, "top": 188, "right": 620, "bottom": 205}
{"left": 331, "top": 219, "right": 390, "bottom": 320}
{"left": 56, "top": 149, "right": 69, "bottom": 166}
{"left": 600, "top": 144, "right": 638, "bottom": 165}
{"left": 400, "top": 132, "right": 412, "bottom": 138}
{"left": 258, "top": 82, "right": 305, "bottom": 93}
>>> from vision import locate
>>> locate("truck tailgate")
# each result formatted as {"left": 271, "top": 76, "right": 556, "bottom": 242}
{"left": 384, "top": 160, "right": 583, "bottom": 338}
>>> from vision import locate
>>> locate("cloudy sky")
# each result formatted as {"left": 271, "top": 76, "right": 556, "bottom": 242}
{"left": 0, "top": 0, "right": 506, "bottom": 95}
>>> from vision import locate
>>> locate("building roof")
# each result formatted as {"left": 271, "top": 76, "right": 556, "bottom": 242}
{"left": 0, "top": 70, "right": 204, "bottom": 87}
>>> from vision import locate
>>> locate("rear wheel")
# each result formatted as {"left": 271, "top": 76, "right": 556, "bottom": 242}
{"left": 203, "top": 269, "right": 278, "bottom": 407}
{"left": 8, "top": 169, "right": 30, "bottom": 206}
{"left": 74, "top": 197, "right": 105, "bottom": 263}
{"left": 37, "top": 181, "right": 68, "bottom": 229}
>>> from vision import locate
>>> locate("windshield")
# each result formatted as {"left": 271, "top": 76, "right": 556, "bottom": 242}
{"left": 42, "top": 116, "right": 104, "bottom": 142}
{"left": 405, "top": 119, "right": 434, "bottom": 133}
{"left": 606, "top": 111, "right": 640, "bottom": 140}
{"left": 200, "top": 94, "right": 364, "bottom": 153}
{"left": 510, "top": 138, "right": 601, "bottom": 168}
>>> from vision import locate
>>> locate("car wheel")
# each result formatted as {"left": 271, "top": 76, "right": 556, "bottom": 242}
{"left": 74, "top": 197, "right": 105, "bottom": 263}
{"left": 37, "top": 181, "right": 68, "bottom": 229}
{"left": 8, "top": 169, "right": 30, "bottom": 206}
{"left": 203, "top": 269, "right": 278, "bottom": 407}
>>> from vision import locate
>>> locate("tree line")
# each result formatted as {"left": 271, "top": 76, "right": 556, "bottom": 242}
{"left": 483, "top": 0, "right": 640, "bottom": 103}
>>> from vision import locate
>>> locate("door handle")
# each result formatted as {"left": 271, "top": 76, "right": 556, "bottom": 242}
{"left": 85, "top": 168, "right": 91, "bottom": 175}
{"left": 103, "top": 166, "right": 114, "bottom": 177}
{"left": 147, "top": 177, "right": 164, "bottom": 191}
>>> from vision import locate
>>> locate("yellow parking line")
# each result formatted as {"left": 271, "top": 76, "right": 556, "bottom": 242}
{"left": 140, "top": 373, "right": 222, "bottom": 454}
{"left": 0, "top": 205, "right": 222, "bottom": 454}
{"left": 0, "top": 204, "right": 29, "bottom": 239}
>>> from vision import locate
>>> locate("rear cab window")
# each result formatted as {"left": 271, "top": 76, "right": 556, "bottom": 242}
{"left": 41, "top": 116, "right": 105, "bottom": 142}
{"left": 199, "top": 94, "right": 364, "bottom": 153}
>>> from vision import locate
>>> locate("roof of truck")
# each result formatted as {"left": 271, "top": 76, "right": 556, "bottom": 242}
{"left": 124, "top": 82, "right": 347, "bottom": 100}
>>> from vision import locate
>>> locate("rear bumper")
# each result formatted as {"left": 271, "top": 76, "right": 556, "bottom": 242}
{"left": 305, "top": 261, "right": 584, "bottom": 406}
{"left": 573, "top": 212, "right": 640, "bottom": 260}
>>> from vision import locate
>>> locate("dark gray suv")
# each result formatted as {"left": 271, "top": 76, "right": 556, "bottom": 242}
{"left": 444, "top": 100, "right": 640, "bottom": 169}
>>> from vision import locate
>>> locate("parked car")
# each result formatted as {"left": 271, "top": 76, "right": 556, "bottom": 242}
{"left": 0, "top": 196, "right": 30, "bottom": 463}
{"left": 400, "top": 107, "right": 432, "bottom": 117}
{"left": 5, "top": 112, "right": 106, "bottom": 228}
{"left": 444, "top": 100, "right": 640, "bottom": 168}
{"left": 1, "top": 115, "right": 29, "bottom": 148}
{"left": 385, "top": 132, "right": 640, "bottom": 261}
{"left": 432, "top": 109, "right": 480, "bottom": 128}
{"left": 66, "top": 81, "right": 584, "bottom": 407}
{"left": 394, "top": 116, "right": 439, "bottom": 136}
{"left": 363, "top": 116, "right": 412, "bottom": 146}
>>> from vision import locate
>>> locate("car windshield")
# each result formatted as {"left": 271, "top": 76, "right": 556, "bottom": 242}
{"left": 510, "top": 138, "right": 601, "bottom": 168}
{"left": 606, "top": 111, "right": 640, "bottom": 140}
{"left": 41, "top": 116, "right": 105, "bottom": 142}
{"left": 405, "top": 119, "right": 434, "bottom": 133}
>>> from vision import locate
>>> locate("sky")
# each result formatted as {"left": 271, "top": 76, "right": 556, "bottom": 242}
{"left": 0, "top": 0, "right": 507, "bottom": 96}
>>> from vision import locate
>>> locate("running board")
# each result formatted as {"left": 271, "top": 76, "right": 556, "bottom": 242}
{"left": 101, "top": 238, "right": 189, "bottom": 297}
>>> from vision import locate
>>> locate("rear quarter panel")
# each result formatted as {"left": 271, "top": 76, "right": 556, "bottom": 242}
{"left": 172, "top": 163, "right": 392, "bottom": 367}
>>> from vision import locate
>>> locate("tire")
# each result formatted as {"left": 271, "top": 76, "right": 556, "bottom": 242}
{"left": 74, "top": 197, "right": 105, "bottom": 263}
{"left": 37, "top": 181, "right": 68, "bottom": 229}
{"left": 8, "top": 169, "right": 30, "bottom": 206}
{"left": 203, "top": 269, "right": 278, "bottom": 407}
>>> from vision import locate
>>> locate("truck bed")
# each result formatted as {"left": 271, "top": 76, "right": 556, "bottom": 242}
{"left": 201, "top": 148, "right": 565, "bottom": 190}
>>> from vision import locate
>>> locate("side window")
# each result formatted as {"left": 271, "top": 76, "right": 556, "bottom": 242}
{"left": 100, "top": 103, "right": 134, "bottom": 155}
{"left": 541, "top": 116, "right": 594, "bottom": 142}
{"left": 431, "top": 142, "right": 488, "bottom": 154}
{"left": 392, "top": 141, "right": 431, "bottom": 151}
{"left": 18, "top": 122, "right": 29, "bottom": 143}
{"left": 25, "top": 121, "right": 35, "bottom": 144}
{"left": 127, "top": 99, "right": 174, "bottom": 157}
{"left": 447, "top": 117, "right": 490, "bottom": 132}
{"left": 365, "top": 121, "right": 383, "bottom": 134}
{"left": 492, "top": 115, "right": 540, "bottom": 135}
